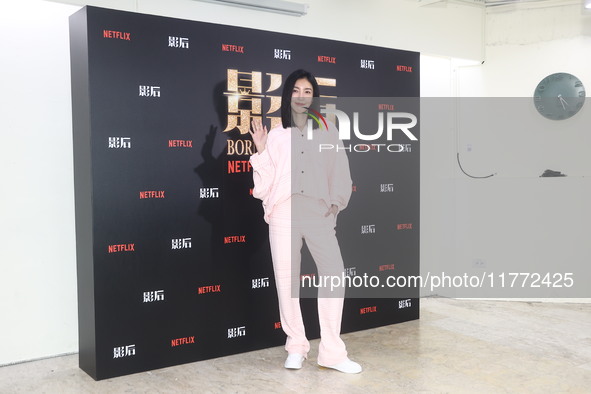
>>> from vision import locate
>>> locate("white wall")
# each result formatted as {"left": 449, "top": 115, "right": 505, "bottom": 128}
{"left": 421, "top": 3, "right": 591, "bottom": 298}
{"left": 0, "top": 0, "right": 81, "bottom": 366}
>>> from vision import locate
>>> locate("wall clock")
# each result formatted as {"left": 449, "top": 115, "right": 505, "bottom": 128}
{"left": 533, "top": 72, "right": 585, "bottom": 120}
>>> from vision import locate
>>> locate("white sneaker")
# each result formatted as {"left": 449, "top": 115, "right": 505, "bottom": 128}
{"left": 318, "top": 359, "right": 362, "bottom": 374}
{"left": 284, "top": 354, "right": 305, "bottom": 369}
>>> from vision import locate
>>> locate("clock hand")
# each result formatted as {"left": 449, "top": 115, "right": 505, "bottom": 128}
{"left": 558, "top": 94, "right": 568, "bottom": 110}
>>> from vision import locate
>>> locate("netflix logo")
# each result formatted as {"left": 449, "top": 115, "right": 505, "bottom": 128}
{"left": 103, "top": 30, "right": 130, "bottom": 41}
{"left": 169, "top": 140, "right": 193, "bottom": 148}
{"left": 198, "top": 285, "right": 221, "bottom": 294}
{"left": 222, "top": 44, "right": 244, "bottom": 53}
{"left": 396, "top": 65, "right": 413, "bottom": 72}
{"left": 224, "top": 235, "right": 246, "bottom": 244}
{"left": 108, "top": 243, "right": 135, "bottom": 253}
{"left": 360, "top": 306, "right": 377, "bottom": 314}
{"left": 318, "top": 55, "right": 336, "bottom": 63}
{"left": 171, "top": 336, "right": 195, "bottom": 347}
{"left": 227, "top": 160, "right": 252, "bottom": 173}
{"left": 139, "top": 191, "right": 165, "bottom": 199}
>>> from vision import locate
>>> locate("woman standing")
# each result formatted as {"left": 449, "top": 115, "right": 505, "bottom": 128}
{"left": 249, "top": 69, "right": 361, "bottom": 374}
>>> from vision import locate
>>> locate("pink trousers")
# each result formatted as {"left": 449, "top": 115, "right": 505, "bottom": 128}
{"left": 268, "top": 194, "right": 348, "bottom": 366}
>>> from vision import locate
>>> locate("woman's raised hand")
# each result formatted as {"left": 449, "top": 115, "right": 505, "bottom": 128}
{"left": 249, "top": 118, "right": 268, "bottom": 154}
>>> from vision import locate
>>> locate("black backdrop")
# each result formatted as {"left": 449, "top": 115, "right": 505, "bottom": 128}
{"left": 70, "top": 6, "right": 420, "bottom": 380}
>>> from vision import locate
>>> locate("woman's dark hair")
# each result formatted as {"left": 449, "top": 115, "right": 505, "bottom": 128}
{"left": 280, "top": 69, "right": 321, "bottom": 129}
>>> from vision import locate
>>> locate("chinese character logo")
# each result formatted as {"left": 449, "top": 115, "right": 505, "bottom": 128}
{"left": 168, "top": 36, "right": 189, "bottom": 48}
{"left": 223, "top": 69, "right": 282, "bottom": 134}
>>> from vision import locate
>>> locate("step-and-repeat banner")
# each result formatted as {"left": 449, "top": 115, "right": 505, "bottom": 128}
{"left": 70, "top": 6, "right": 420, "bottom": 380}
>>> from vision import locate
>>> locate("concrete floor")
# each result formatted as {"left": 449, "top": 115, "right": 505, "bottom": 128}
{"left": 1, "top": 297, "right": 590, "bottom": 393}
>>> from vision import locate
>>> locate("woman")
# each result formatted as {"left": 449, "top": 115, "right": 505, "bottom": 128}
{"left": 249, "top": 69, "right": 361, "bottom": 374}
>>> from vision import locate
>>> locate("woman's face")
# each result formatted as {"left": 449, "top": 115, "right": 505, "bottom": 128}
{"left": 290, "top": 77, "right": 314, "bottom": 115}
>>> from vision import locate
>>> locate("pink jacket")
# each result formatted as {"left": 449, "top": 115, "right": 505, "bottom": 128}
{"left": 250, "top": 123, "right": 352, "bottom": 223}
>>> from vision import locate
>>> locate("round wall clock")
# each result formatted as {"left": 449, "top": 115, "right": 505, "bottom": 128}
{"left": 533, "top": 72, "right": 586, "bottom": 120}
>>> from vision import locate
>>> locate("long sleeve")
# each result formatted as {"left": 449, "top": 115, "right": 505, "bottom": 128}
{"left": 250, "top": 148, "right": 274, "bottom": 202}
{"left": 249, "top": 127, "right": 291, "bottom": 223}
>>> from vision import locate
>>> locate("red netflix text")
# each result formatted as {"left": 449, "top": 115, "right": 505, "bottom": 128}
{"left": 139, "top": 191, "right": 165, "bottom": 199}
{"left": 198, "top": 285, "right": 221, "bottom": 294}
{"left": 228, "top": 160, "right": 252, "bottom": 173}
{"left": 224, "top": 235, "right": 246, "bottom": 244}
{"left": 103, "top": 30, "right": 131, "bottom": 41}
{"left": 318, "top": 55, "right": 336, "bottom": 63}
{"left": 169, "top": 140, "right": 193, "bottom": 148}
{"left": 171, "top": 336, "right": 195, "bottom": 347}
{"left": 222, "top": 44, "right": 244, "bottom": 53}
{"left": 360, "top": 306, "right": 377, "bottom": 314}
{"left": 108, "top": 244, "right": 135, "bottom": 253}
